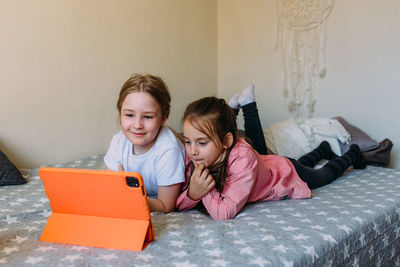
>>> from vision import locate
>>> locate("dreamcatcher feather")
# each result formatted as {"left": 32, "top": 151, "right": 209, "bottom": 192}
{"left": 276, "top": 0, "right": 334, "bottom": 118}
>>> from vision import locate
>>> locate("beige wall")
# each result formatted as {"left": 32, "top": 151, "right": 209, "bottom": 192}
{"left": 0, "top": 0, "right": 217, "bottom": 168}
{"left": 218, "top": 0, "right": 400, "bottom": 168}
{"left": 2, "top": 0, "right": 399, "bottom": 169}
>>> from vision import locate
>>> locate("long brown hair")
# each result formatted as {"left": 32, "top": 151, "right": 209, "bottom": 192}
{"left": 183, "top": 96, "right": 239, "bottom": 192}
{"left": 117, "top": 74, "right": 171, "bottom": 120}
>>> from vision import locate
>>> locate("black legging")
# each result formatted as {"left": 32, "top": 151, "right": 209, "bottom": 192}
{"left": 233, "top": 102, "right": 267, "bottom": 155}
{"left": 234, "top": 102, "right": 364, "bottom": 189}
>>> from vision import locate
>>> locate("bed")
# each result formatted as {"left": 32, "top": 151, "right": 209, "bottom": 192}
{"left": 1, "top": 154, "right": 400, "bottom": 266}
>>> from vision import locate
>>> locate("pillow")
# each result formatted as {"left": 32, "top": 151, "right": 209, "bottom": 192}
{"left": 333, "top": 116, "right": 380, "bottom": 153}
{"left": 0, "top": 149, "right": 27, "bottom": 186}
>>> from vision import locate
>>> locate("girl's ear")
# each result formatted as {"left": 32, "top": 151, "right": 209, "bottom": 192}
{"left": 223, "top": 132, "right": 234, "bottom": 149}
{"left": 161, "top": 115, "right": 167, "bottom": 126}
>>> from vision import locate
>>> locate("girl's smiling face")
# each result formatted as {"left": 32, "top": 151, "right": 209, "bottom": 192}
{"left": 120, "top": 92, "right": 165, "bottom": 154}
{"left": 183, "top": 120, "right": 226, "bottom": 168}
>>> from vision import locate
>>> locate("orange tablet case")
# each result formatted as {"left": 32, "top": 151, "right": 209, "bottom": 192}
{"left": 39, "top": 167, "right": 154, "bottom": 251}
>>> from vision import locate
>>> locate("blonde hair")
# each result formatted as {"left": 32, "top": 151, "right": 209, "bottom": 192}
{"left": 117, "top": 74, "right": 171, "bottom": 120}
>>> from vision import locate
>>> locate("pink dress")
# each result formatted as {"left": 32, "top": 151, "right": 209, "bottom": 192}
{"left": 176, "top": 138, "right": 311, "bottom": 220}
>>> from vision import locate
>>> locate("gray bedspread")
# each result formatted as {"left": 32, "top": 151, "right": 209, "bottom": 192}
{"left": 1, "top": 155, "right": 400, "bottom": 266}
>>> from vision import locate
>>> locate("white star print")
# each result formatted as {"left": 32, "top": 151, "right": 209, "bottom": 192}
{"left": 136, "top": 254, "right": 154, "bottom": 261}
{"left": 261, "top": 234, "right": 275, "bottom": 241}
{"left": 2, "top": 215, "right": 18, "bottom": 225}
{"left": 337, "top": 224, "right": 352, "bottom": 234}
{"left": 168, "top": 231, "right": 181, "bottom": 237}
{"left": 240, "top": 246, "right": 254, "bottom": 255}
{"left": 320, "top": 233, "right": 337, "bottom": 244}
{"left": 293, "top": 234, "right": 309, "bottom": 240}
{"left": 11, "top": 235, "right": 28, "bottom": 244}
{"left": 205, "top": 248, "right": 222, "bottom": 257}
{"left": 385, "top": 214, "right": 392, "bottom": 224}
{"left": 310, "top": 225, "right": 325, "bottom": 231}
{"left": 62, "top": 254, "right": 83, "bottom": 262}
{"left": 303, "top": 245, "right": 318, "bottom": 262}
{"left": 352, "top": 217, "right": 364, "bottom": 224}
{"left": 382, "top": 234, "right": 389, "bottom": 247}
{"left": 247, "top": 221, "right": 261, "bottom": 226}
{"left": 170, "top": 240, "right": 187, "bottom": 248}
{"left": 1, "top": 246, "right": 19, "bottom": 254}
{"left": 327, "top": 217, "right": 339, "bottom": 222}
{"left": 233, "top": 239, "right": 247, "bottom": 245}
{"left": 39, "top": 197, "right": 49, "bottom": 203}
{"left": 352, "top": 256, "right": 359, "bottom": 267}
{"left": 25, "top": 256, "right": 46, "bottom": 264}
{"left": 273, "top": 244, "right": 289, "bottom": 253}
{"left": 39, "top": 209, "right": 51, "bottom": 218}
{"left": 281, "top": 259, "right": 294, "bottom": 267}
{"left": 249, "top": 257, "right": 271, "bottom": 267}
{"left": 24, "top": 226, "right": 39, "bottom": 232}
{"left": 35, "top": 246, "right": 56, "bottom": 254}
{"left": 69, "top": 246, "right": 89, "bottom": 251}
{"left": 174, "top": 261, "right": 197, "bottom": 267}
{"left": 202, "top": 238, "right": 216, "bottom": 245}
{"left": 369, "top": 245, "right": 374, "bottom": 258}
{"left": 281, "top": 226, "right": 299, "bottom": 231}
{"left": 171, "top": 251, "right": 188, "bottom": 258}
{"left": 98, "top": 254, "right": 118, "bottom": 261}
{"left": 213, "top": 259, "right": 229, "bottom": 267}
{"left": 198, "top": 230, "right": 212, "bottom": 237}
{"left": 343, "top": 243, "right": 349, "bottom": 259}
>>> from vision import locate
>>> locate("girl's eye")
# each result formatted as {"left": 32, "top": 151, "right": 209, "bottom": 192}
{"left": 144, "top": 115, "right": 153, "bottom": 119}
{"left": 184, "top": 140, "right": 191, "bottom": 145}
{"left": 198, "top": 141, "right": 207, "bottom": 146}
{"left": 125, "top": 113, "right": 133, "bottom": 117}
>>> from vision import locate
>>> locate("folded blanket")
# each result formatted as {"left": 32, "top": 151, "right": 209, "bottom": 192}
{"left": 264, "top": 117, "right": 350, "bottom": 159}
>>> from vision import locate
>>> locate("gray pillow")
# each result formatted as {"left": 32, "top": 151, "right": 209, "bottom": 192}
{"left": 0, "top": 149, "right": 27, "bottom": 186}
{"left": 334, "top": 116, "right": 380, "bottom": 153}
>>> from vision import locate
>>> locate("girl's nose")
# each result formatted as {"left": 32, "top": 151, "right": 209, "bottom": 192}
{"left": 133, "top": 117, "right": 143, "bottom": 129}
{"left": 190, "top": 144, "right": 198, "bottom": 155}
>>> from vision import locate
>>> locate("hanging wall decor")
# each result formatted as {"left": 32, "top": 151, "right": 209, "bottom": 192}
{"left": 276, "top": 0, "right": 334, "bottom": 117}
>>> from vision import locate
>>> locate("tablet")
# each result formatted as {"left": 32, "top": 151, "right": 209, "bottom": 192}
{"left": 39, "top": 167, "right": 154, "bottom": 251}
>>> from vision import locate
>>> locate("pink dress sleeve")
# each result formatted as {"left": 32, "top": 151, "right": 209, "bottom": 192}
{"left": 176, "top": 188, "right": 200, "bottom": 211}
{"left": 201, "top": 149, "right": 258, "bottom": 220}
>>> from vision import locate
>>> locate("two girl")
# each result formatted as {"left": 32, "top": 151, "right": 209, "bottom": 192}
{"left": 104, "top": 74, "right": 185, "bottom": 213}
{"left": 105, "top": 74, "right": 366, "bottom": 220}
{"left": 177, "top": 86, "right": 366, "bottom": 220}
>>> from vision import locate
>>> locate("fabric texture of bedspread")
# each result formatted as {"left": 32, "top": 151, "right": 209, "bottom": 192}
{"left": 1, "top": 155, "right": 400, "bottom": 266}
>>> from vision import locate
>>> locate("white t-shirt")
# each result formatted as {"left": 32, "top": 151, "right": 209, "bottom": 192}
{"left": 104, "top": 126, "right": 185, "bottom": 196}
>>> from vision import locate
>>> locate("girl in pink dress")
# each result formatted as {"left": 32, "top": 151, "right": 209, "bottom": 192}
{"left": 176, "top": 86, "right": 366, "bottom": 220}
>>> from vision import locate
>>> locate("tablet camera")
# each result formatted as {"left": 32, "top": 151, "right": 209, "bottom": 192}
{"left": 126, "top": 176, "right": 140, "bottom": 187}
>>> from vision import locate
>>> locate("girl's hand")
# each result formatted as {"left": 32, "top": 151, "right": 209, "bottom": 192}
{"left": 187, "top": 164, "right": 215, "bottom": 201}
{"left": 118, "top": 164, "right": 124, "bottom": 171}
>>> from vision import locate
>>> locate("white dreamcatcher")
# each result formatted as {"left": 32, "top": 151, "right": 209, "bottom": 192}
{"left": 276, "top": 0, "right": 334, "bottom": 118}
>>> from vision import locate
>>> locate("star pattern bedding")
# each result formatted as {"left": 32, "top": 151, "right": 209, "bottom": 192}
{"left": 1, "top": 155, "right": 400, "bottom": 266}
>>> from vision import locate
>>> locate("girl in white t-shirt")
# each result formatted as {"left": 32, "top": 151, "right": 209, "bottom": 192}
{"left": 104, "top": 74, "right": 185, "bottom": 213}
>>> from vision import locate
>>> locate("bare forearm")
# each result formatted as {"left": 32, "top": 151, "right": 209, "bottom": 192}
{"left": 147, "top": 197, "right": 173, "bottom": 213}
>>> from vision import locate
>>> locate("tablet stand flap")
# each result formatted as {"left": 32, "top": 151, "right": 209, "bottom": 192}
{"left": 40, "top": 212, "right": 153, "bottom": 251}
